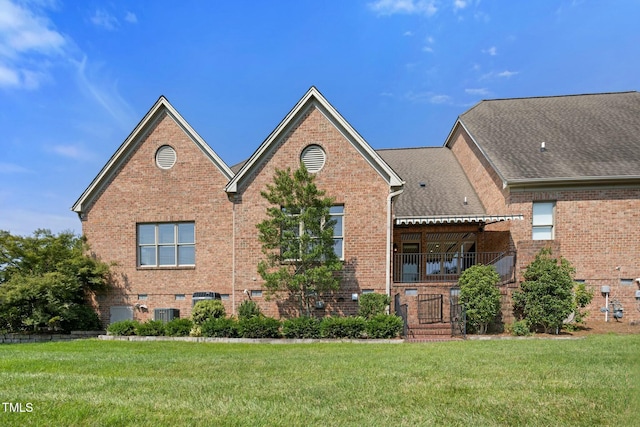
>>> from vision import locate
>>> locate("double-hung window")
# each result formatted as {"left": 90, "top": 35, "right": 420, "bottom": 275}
{"left": 138, "top": 223, "right": 195, "bottom": 267}
{"left": 532, "top": 202, "right": 555, "bottom": 240}
{"left": 281, "top": 205, "right": 344, "bottom": 261}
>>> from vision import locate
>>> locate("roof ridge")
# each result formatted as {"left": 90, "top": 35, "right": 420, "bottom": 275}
{"left": 376, "top": 146, "right": 444, "bottom": 152}
{"left": 476, "top": 91, "right": 638, "bottom": 103}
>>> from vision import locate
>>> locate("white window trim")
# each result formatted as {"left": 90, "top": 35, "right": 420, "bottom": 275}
{"left": 138, "top": 222, "right": 195, "bottom": 267}
{"left": 532, "top": 201, "right": 555, "bottom": 240}
{"left": 282, "top": 205, "right": 344, "bottom": 261}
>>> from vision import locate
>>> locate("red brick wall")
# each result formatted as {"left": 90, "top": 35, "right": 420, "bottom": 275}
{"left": 231, "top": 106, "right": 391, "bottom": 318}
{"left": 82, "top": 112, "right": 234, "bottom": 325}
{"left": 450, "top": 125, "right": 640, "bottom": 322}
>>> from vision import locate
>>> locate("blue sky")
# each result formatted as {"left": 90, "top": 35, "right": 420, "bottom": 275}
{"left": 1, "top": 0, "right": 639, "bottom": 236}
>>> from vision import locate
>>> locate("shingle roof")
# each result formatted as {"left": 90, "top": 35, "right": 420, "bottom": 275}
{"left": 377, "top": 147, "right": 485, "bottom": 217}
{"left": 457, "top": 91, "right": 640, "bottom": 184}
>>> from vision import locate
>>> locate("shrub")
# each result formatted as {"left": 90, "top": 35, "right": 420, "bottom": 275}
{"left": 358, "top": 293, "right": 390, "bottom": 319}
{"left": 365, "top": 314, "right": 403, "bottom": 339}
{"left": 507, "top": 320, "right": 532, "bottom": 336}
{"left": 238, "top": 316, "right": 281, "bottom": 338}
{"left": 320, "top": 316, "right": 365, "bottom": 339}
{"left": 59, "top": 305, "right": 103, "bottom": 332}
{"left": 282, "top": 316, "right": 321, "bottom": 338}
{"left": 458, "top": 265, "right": 502, "bottom": 334}
{"left": 201, "top": 317, "right": 239, "bottom": 338}
{"left": 164, "top": 318, "right": 193, "bottom": 337}
{"left": 513, "top": 248, "right": 576, "bottom": 334}
{"left": 107, "top": 320, "right": 139, "bottom": 336}
{"left": 572, "top": 282, "right": 594, "bottom": 325}
{"left": 191, "top": 300, "right": 226, "bottom": 325}
{"left": 135, "top": 320, "right": 165, "bottom": 336}
{"left": 238, "top": 300, "right": 262, "bottom": 320}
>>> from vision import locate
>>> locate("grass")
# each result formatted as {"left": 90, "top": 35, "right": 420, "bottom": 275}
{"left": 1, "top": 335, "right": 639, "bottom": 426}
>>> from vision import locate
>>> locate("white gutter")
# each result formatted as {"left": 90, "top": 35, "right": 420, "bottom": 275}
{"left": 231, "top": 198, "right": 237, "bottom": 315}
{"left": 386, "top": 188, "right": 404, "bottom": 297}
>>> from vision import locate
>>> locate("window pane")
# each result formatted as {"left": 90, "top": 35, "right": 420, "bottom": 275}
{"left": 138, "top": 224, "right": 156, "bottom": 245}
{"left": 158, "top": 224, "right": 175, "bottom": 244}
{"left": 329, "top": 206, "right": 344, "bottom": 214}
{"left": 333, "top": 239, "right": 343, "bottom": 258}
{"left": 331, "top": 215, "right": 343, "bottom": 237}
{"left": 532, "top": 226, "right": 553, "bottom": 240}
{"left": 178, "top": 245, "right": 195, "bottom": 265}
{"left": 140, "top": 247, "right": 156, "bottom": 266}
{"left": 158, "top": 246, "right": 176, "bottom": 265}
{"left": 532, "top": 202, "right": 554, "bottom": 226}
{"left": 178, "top": 223, "right": 195, "bottom": 244}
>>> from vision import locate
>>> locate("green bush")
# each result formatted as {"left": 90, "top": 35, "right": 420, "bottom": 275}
{"left": 107, "top": 320, "right": 139, "bottom": 336}
{"left": 364, "top": 314, "right": 403, "bottom": 339}
{"left": 320, "top": 316, "right": 365, "bottom": 339}
{"left": 59, "top": 305, "right": 103, "bottom": 332}
{"left": 135, "top": 320, "right": 165, "bottom": 336}
{"left": 358, "top": 293, "right": 390, "bottom": 319}
{"left": 507, "top": 320, "right": 532, "bottom": 336}
{"left": 458, "top": 264, "right": 502, "bottom": 334}
{"left": 191, "top": 300, "right": 226, "bottom": 325}
{"left": 238, "top": 300, "right": 262, "bottom": 320}
{"left": 513, "top": 248, "right": 576, "bottom": 334}
{"left": 238, "top": 316, "right": 281, "bottom": 338}
{"left": 282, "top": 316, "right": 321, "bottom": 338}
{"left": 164, "top": 318, "right": 193, "bottom": 337}
{"left": 201, "top": 317, "right": 239, "bottom": 338}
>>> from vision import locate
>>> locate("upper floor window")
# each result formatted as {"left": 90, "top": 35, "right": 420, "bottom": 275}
{"left": 282, "top": 205, "right": 344, "bottom": 260}
{"left": 532, "top": 202, "right": 555, "bottom": 240}
{"left": 138, "top": 222, "right": 195, "bottom": 267}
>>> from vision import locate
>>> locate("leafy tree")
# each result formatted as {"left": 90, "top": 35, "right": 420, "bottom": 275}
{"left": 256, "top": 165, "right": 343, "bottom": 317}
{"left": 512, "top": 248, "right": 576, "bottom": 334}
{"left": 458, "top": 265, "right": 501, "bottom": 334}
{"left": 0, "top": 229, "right": 110, "bottom": 332}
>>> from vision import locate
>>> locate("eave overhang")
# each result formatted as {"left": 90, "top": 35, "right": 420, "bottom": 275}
{"left": 395, "top": 214, "right": 524, "bottom": 225}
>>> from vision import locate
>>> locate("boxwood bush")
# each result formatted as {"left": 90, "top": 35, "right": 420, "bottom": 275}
{"left": 191, "top": 300, "right": 226, "bottom": 325}
{"left": 364, "top": 314, "right": 403, "bottom": 339}
{"left": 282, "top": 316, "right": 321, "bottom": 338}
{"left": 358, "top": 293, "right": 391, "bottom": 319}
{"left": 135, "top": 320, "right": 165, "bottom": 336}
{"left": 201, "top": 317, "right": 239, "bottom": 338}
{"left": 238, "top": 316, "right": 281, "bottom": 338}
{"left": 320, "top": 316, "right": 366, "bottom": 339}
{"left": 164, "top": 318, "right": 193, "bottom": 337}
{"left": 106, "top": 319, "right": 139, "bottom": 336}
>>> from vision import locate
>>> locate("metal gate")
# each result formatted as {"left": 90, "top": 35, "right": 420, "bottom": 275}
{"left": 394, "top": 293, "right": 408, "bottom": 337}
{"left": 449, "top": 288, "right": 466, "bottom": 338}
{"left": 418, "top": 294, "right": 443, "bottom": 324}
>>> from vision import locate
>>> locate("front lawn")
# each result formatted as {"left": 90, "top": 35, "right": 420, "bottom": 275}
{"left": 1, "top": 335, "right": 639, "bottom": 426}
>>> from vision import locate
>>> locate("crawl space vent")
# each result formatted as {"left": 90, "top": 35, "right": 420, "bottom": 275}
{"left": 156, "top": 145, "right": 177, "bottom": 169}
{"left": 300, "top": 145, "right": 326, "bottom": 173}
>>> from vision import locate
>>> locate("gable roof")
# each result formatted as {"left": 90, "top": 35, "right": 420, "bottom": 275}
{"left": 225, "top": 86, "right": 404, "bottom": 193}
{"left": 378, "top": 147, "right": 523, "bottom": 225}
{"left": 451, "top": 91, "right": 640, "bottom": 188}
{"left": 72, "top": 96, "right": 233, "bottom": 214}
{"left": 378, "top": 147, "right": 484, "bottom": 217}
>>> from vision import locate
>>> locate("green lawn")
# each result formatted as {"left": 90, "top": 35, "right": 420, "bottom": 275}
{"left": 1, "top": 335, "right": 639, "bottom": 426}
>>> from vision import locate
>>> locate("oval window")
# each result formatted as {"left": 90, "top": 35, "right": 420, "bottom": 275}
{"left": 156, "top": 145, "right": 177, "bottom": 169}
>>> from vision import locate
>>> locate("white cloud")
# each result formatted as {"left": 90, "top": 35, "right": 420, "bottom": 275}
{"left": 405, "top": 91, "right": 452, "bottom": 104}
{"left": 125, "top": 11, "right": 138, "bottom": 24}
{"left": 453, "top": 0, "right": 467, "bottom": 11}
{"left": 483, "top": 46, "right": 497, "bottom": 56}
{"left": 368, "top": 0, "right": 438, "bottom": 16}
{"left": 480, "top": 70, "right": 519, "bottom": 80}
{"left": 48, "top": 144, "right": 95, "bottom": 161}
{"left": 0, "top": 162, "right": 33, "bottom": 174}
{"left": 90, "top": 9, "right": 119, "bottom": 31}
{"left": 465, "top": 88, "right": 490, "bottom": 96}
{"left": 0, "top": 0, "right": 67, "bottom": 89}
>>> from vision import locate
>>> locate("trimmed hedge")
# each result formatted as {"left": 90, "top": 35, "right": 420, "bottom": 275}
{"left": 106, "top": 320, "right": 138, "bottom": 336}
{"left": 282, "top": 316, "right": 321, "bottom": 338}
{"left": 164, "top": 318, "right": 193, "bottom": 337}
{"left": 364, "top": 314, "right": 403, "bottom": 339}
{"left": 238, "top": 317, "right": 281, "bottom": 339}
{"left": 201, "top": 317, "right": 239, "bottom": 338}
{"left": 320, "top": 316, "right": 366, "bottom": 339}
{"left": 135, "top": 320, "right": 165, "bottom": 336}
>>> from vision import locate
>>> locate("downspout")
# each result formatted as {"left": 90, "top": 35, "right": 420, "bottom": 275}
{"left": 386, "top": 188, "right": 404, "bottom": 297}
{"left": 231, "top": 196, "right": 237, "bottom": 316}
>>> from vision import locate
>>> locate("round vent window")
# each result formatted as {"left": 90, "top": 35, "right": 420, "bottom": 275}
{"left": 156, "top": 145, "right": 177, "bottom": 169}
{"left": 300, "top": 144, "right": 326, "bottom": 173}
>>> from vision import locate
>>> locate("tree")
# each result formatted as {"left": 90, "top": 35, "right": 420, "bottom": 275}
{"left": 0, "top": 229, "right": 110, "bottom": 332}
{"left": 512, "top": 248, "right": 576, "bottom": 334}
{"left": 458, "top": 265, "right": 502, "bottom": 334}
{"left": 256, "top": 165, "right": 343, "bottom": 317}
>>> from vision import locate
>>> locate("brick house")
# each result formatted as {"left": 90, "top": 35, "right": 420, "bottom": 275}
{"left": 73, "top": 88, "right": 640, "bottom": 329}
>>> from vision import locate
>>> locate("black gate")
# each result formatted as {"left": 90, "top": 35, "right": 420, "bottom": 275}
{"left": 417, "top": 294, "right": 443, "bottom": 324}
{"left": 449, "top": 288, "right": 466, "bottom": 338}
{"left": 394, "top": 293, "right": 408, "bottom": 337}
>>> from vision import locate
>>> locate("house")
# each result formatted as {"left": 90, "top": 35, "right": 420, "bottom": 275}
{"left": 73, "top": 88, "right": 640, "bottom": 329}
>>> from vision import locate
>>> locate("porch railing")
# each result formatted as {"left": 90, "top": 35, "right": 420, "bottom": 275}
{"left": 393, "top": 251, "right": 516, "bottom": 284}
